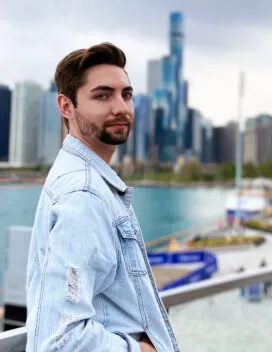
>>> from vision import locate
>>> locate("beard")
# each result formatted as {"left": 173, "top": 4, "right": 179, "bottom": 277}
{"left": 75, "top": 112, "right": 131, "bottom": 145}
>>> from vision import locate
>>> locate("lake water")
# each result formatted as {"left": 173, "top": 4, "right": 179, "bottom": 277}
{"left": 0, "top": 184, "right": 229, "bottom": 241}
{"left": 0, "top": 184, "right": 228, "bottom": 293}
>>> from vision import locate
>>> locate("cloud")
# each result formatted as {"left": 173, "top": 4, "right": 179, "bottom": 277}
{"left": 1, "top": 0, "right": 272, "bottom": 125}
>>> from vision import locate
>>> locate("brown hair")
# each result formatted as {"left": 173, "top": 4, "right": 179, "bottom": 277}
{"left": 54, "top": 42, "right": 127, "bottom": 129}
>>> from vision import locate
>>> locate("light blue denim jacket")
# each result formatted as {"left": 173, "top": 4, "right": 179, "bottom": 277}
{"left": 26, "top": 135, "right": 180, "bottom": 352}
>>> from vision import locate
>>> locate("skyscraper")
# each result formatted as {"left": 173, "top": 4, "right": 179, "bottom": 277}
{"left": 201, "top": 119, "right": 213, "bottom": 163}
{"left": 151, "top": 12, "right": 187, "bottom": 163}
{"left": 169, "top": 12, "right": 186, "bottom": 150}
{"left": 147, "top": 59, "right": 161, "bottom": 96}
{"left": 38, "top": 81, "right": 62, "bottom": 165}
{"left": 0, "top": 85, "right": 11, "bottom": 161}
{"left": 183, "top": 108, "right": 202, "bottom": 160}
{"left": 213, "top": 122, "right": 237, "bottom": 163}
{"left": 133, "top": 94, "right": 151, "bottom": 162}
{"left": 119, "top": 94, "right": 151, "bottom": 164}
{"left": 153, "top": 89, "right": 177, "bottom": 162}
{"left": 257, "top": 114, "right": 272, "bottom": 164}
{"left": 9, "top": 81, "right": 43, "bottom": 167}
{"left": 244, "top": 117, "right": 258, "bottom": 164}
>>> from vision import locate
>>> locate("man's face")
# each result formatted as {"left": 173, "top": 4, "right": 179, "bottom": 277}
{"left": 72, "top": 64, "right": 134, "bottom": 146}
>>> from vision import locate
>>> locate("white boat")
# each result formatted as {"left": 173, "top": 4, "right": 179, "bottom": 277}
{"left": 226, "top": 178, "right": 271, "bottom": 225}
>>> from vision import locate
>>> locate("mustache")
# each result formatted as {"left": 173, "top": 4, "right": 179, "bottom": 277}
{"left": 104, "top": 117, "right": 131, "bottom": 127}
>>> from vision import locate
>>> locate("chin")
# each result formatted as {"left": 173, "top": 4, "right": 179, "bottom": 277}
{"left": 101, "top": 132, "right": 129, "bottom": 145}
{"left": 107, "top": 138, "right": 128, "bottom": 146}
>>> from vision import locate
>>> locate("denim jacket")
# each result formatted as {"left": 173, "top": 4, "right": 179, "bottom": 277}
{"left": 26, "top": 135, "right": 180, "bottom": 352}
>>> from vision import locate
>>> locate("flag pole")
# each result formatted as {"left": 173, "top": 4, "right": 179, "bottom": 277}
{"left": 235, "top": 71, "right": 244, "bottom": 231}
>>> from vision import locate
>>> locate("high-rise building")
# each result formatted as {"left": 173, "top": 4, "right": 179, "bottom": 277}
{"left": 0, "top": 85, "right": 11, "bottom": 161}
{"left": 183, "top": 80, "right": 189, "bottom": 107}
{"left": 38, "top": 81, "right": 62, "bottom": 165}
{"left": 257, "top": 114, "right": 272, "bottom": 164}
{"left": 183, "top": 108, "right": 202, "bottom": 160}
{"left": 201, "top": 119, "right": 213, "bottom": 163}
{"left": 9, "top": 81, "right": 43, "bottom": 167}
{"left": 153, "top": 89, "right": 177, "bottom": 163}
{"left": 133, "top": 94, "right": 151, "bottom": 162}
{"left": 243, "top": 114, "right": 272, "bottom": 165}
{"left": 150, "top": 12, "right": 187, "bottom": 163}
{"left": 213, "top": 122, "right": 237, "bottom": 163}
{"left": 118, "top": 94, "right": 151, "bottom": 164}
{"left": 244, "top": 117, "right": 258, "bottom": 164}
{"left": 147, "top": 59, "right": 161, "bottom": 96}
{"left": 169, "top": 11, "right": 186, "bottom": 151}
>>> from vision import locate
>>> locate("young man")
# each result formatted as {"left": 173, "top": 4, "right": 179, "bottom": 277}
{"left": 26, "top": 43, "right": 179, "bottom": 352}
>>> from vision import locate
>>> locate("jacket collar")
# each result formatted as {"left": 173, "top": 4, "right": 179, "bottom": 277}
{"left": 63, "top": 134, "right": 128, "bottom": 194}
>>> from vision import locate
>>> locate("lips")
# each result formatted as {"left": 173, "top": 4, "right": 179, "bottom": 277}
{"left": 105, "top": 120, "right": 130, "bottom": 128}
{"left": 108, "top": 123, "right": 128, "bottom": 127}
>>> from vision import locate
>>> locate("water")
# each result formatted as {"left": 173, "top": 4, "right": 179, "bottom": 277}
{"left": 0, "top": 183, "right": 228, "bottom": 290}
{"left": 132, "top": 186, "right": 228, "bottom": 240}
{"left": 0, "top": 184, "right": 229, "bottom": 243}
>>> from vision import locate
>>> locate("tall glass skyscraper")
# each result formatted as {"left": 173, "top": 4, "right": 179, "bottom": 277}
{"left": 153, "top": 88, "right": 177, "bottom": 162}
{"left": 119, "top": 94, "right": 151, "bottom": 163}
{"left": 170, "top": 12, "right": 184, "bottom": 75}
{"left": 0, "top": 85, "right": 11, "bottom": 161}
{"left": 133, "top": 94, "right": 151, "bottom": 162}
{"left": 152, "top": 12, "right": 187, "bottom": 163}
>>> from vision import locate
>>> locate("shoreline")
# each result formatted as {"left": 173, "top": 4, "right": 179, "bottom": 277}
{"left": 0, "top": 178, "right": 234, "bottom": 189}
{"left": 126, "top": 180, "right": 234, "bottom": 189}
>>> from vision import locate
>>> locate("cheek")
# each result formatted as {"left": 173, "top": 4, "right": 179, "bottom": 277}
{"left": 80, "top": 103, "right": 108, "bottom": 121}
{"left": 92, "top": 101, "right": 112, "bottom": 116}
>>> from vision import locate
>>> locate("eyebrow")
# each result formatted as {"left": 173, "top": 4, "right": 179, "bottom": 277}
{"left": 90, "top": 85, "right": 133, "bottom": 92}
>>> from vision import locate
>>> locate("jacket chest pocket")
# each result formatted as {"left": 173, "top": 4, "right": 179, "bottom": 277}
{"left": 117, "top": 219, "right": 147, "bottom": 276}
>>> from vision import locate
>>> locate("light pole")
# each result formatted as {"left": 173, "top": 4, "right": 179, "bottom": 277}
{"left": 235, "top": 71, "right": 245, "bottom": 232}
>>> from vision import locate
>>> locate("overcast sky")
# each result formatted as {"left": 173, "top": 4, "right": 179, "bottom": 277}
{"left": 1, "top": 0, "right": 272, "bottom": 126}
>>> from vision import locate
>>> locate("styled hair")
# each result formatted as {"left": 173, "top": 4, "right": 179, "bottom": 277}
{"left": 54, "top": 42, "right": 127, "bottom": 129}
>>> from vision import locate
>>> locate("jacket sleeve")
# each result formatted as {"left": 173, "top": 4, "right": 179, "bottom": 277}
{"left": 27, "top": 190, "right": 140, "bottom": 352}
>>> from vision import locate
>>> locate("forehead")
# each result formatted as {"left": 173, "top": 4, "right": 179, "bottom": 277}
{"left": 83, "top": 64, "right": 130, "bottom": 89}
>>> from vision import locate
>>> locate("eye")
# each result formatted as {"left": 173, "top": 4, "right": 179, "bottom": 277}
{"left": 123, "top": 92, "right": 133, "bottom": 100}
{"left": 95, "top": 93, "right": 109, "bottom": 100}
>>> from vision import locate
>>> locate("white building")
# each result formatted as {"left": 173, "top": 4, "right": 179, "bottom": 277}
{"left": 38, "top": 82, "right": 62, "bottom": 165}
{"left": 9, "top": 81, "right": 43, "bottom": 167}
{"left": 147, "top": 59, "right": 162, "bottom": 96}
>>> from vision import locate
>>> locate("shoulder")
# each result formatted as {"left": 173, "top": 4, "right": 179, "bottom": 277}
{"left": 44, "top": 151, "right": 110, "bottom": 207}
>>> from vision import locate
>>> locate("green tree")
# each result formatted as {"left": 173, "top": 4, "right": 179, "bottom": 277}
{"left": 243, "top": 162, "right": 260, "bottom": 178}
{"left": 259, "top": 160, "right": 272, "bottom": 178}
{"left": 182, "top": 160, "right": 202, "bottom": 181}
{"left": 217, "top": 163, "right": 235, "bottom": 180}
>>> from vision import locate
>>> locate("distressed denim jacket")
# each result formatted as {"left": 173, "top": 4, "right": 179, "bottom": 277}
{"left": 26, "top": 135, "right": 180, "bottom": 352}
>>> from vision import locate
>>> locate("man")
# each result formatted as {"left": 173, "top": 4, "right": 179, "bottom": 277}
{"left": 26, "top": 43, "right": 179, "bottom": 352}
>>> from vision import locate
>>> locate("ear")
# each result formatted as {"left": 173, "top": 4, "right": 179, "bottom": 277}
{"left": 57, "top": 94, "right": 75, "bottom": 121}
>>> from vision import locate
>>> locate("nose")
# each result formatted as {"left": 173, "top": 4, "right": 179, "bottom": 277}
{"left": 111, "top": 96, "right": 130, "bottom": 116}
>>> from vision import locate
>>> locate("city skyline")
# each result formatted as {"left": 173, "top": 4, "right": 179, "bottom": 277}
{"left": 1, "top": 1, "right": 272, "bottom": 126}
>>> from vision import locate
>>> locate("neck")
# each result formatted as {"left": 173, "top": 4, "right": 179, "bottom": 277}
{"left": 69, "top": 132, "right": 116, "bottom": 164}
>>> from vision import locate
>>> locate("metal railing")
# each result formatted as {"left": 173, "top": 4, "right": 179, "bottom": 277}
{"left": 1, "top": 267, "right": 272, "bottom": 351}
{"left": 145, "top": 218, "right": 228, "bottom": 249}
